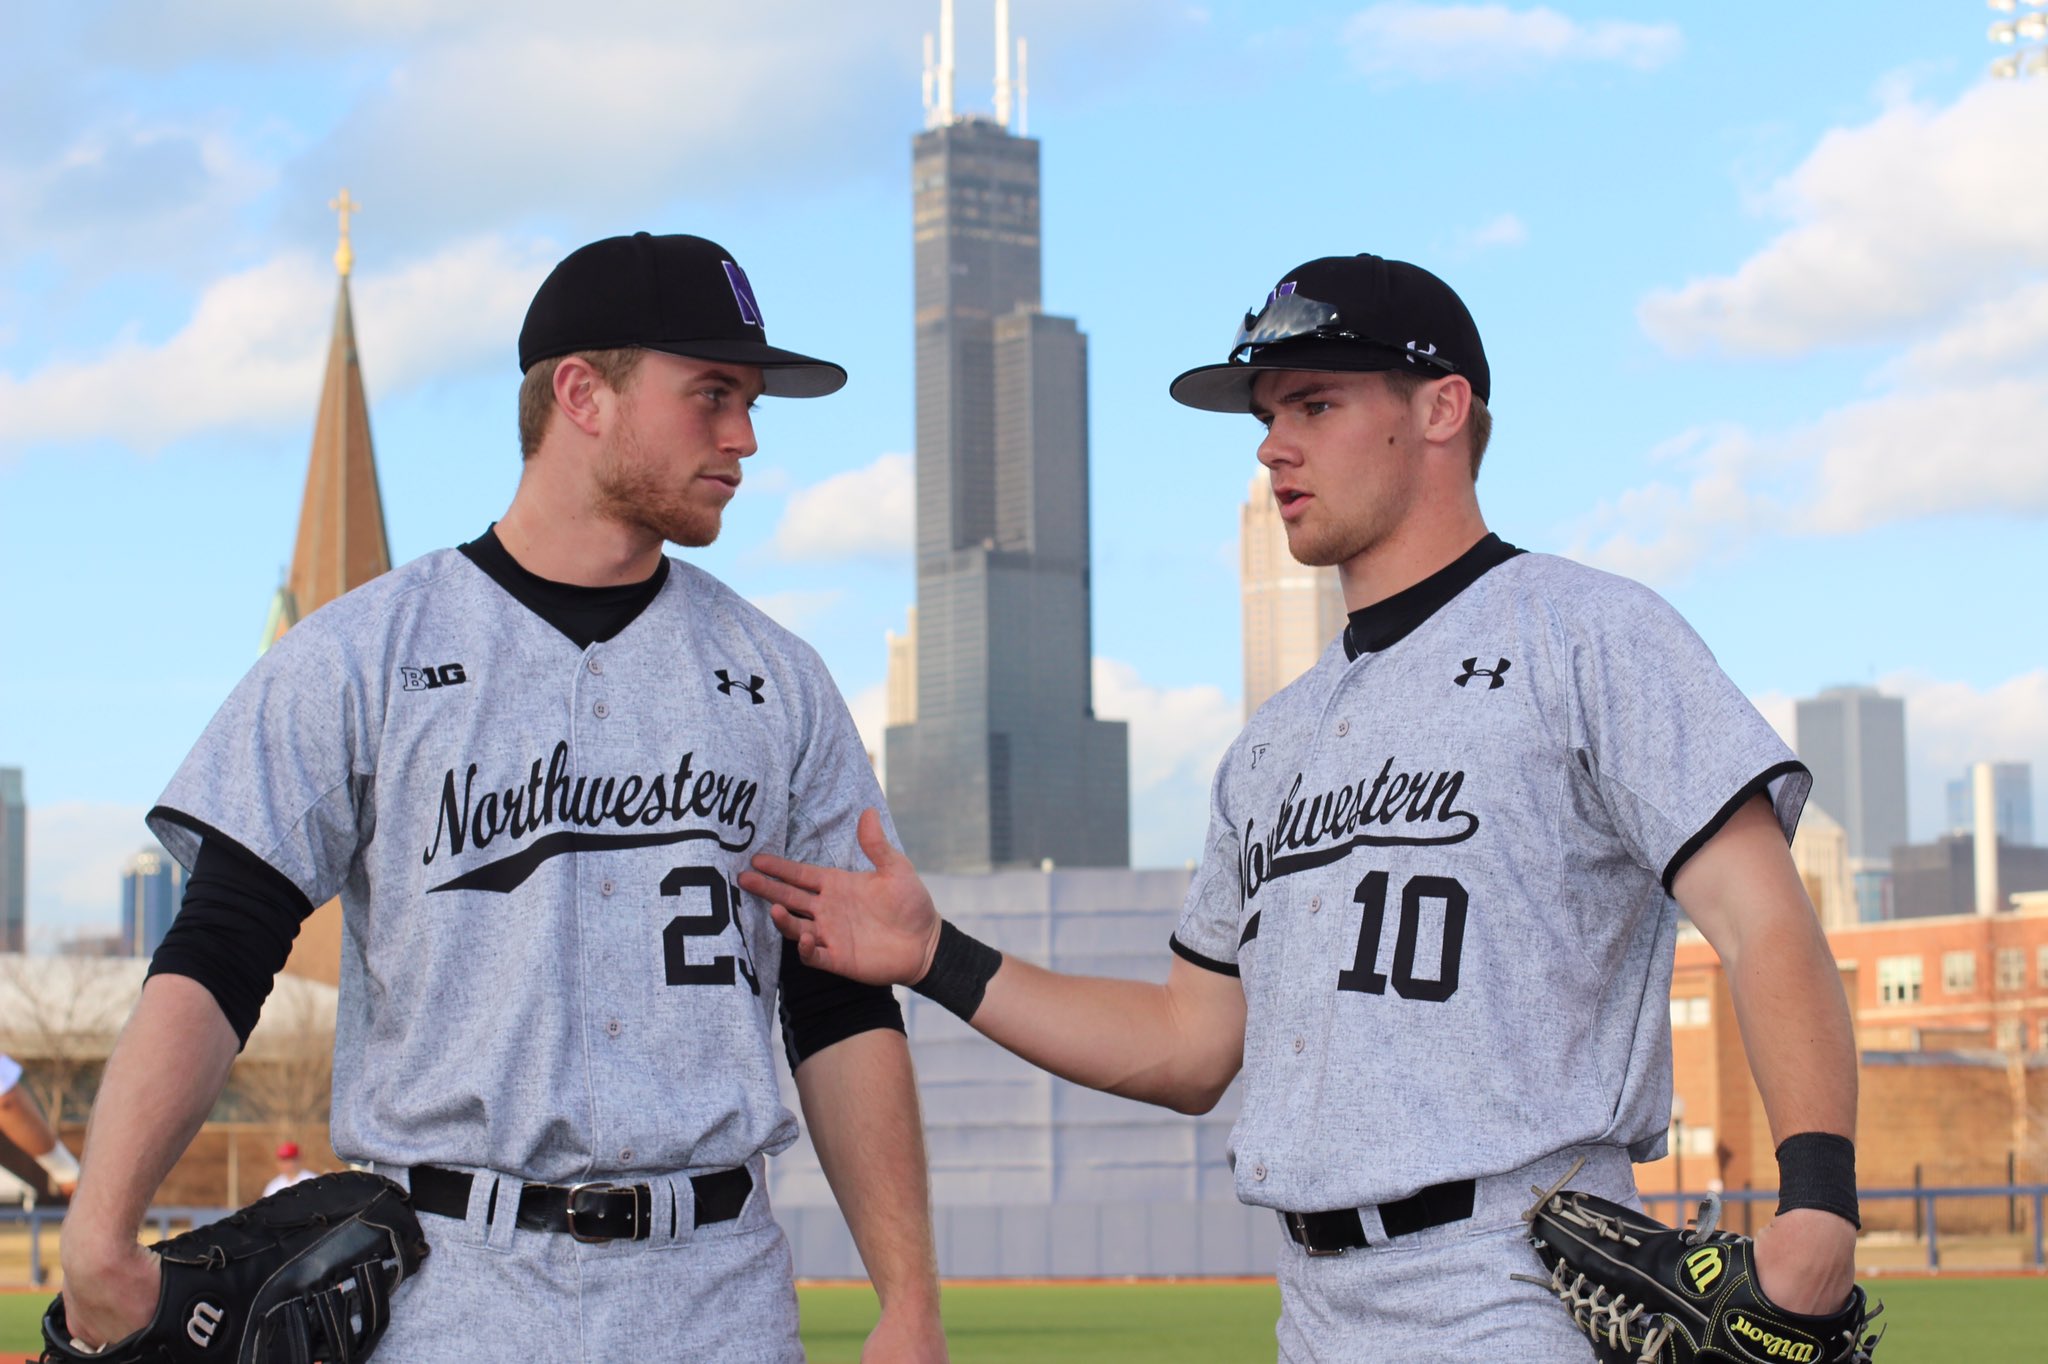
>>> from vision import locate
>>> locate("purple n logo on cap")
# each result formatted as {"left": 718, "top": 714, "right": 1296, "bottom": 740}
{"left": 722, "top": 261, "right": 764, "bottom": 329}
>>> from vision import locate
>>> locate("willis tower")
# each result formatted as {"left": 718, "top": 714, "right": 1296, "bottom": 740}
{"left": 886, "top": 1, "right": 1130, "bottom": 872}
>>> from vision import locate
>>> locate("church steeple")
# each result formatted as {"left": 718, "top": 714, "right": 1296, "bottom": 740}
{"left": 276, "top": 189, "right": 391, "bottom": 638}
{"left": 271, "top": 193, "right": 392, "bottom": 989}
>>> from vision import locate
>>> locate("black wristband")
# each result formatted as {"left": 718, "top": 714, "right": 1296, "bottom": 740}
{"left": 1775, "top": 1132, "right": 1860, "bottom": 1229}
{"left": 909, "top": 920, "right": 1002, "bottom": 1022}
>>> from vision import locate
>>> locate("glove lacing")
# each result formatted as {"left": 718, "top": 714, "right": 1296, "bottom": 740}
{"left": 1513, "top": 1157, "right": 1728, "bottom": 1364}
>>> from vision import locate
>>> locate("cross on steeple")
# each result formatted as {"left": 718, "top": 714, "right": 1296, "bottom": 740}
{"left": 329, "top": 188, "right": 360, "bottom": 277}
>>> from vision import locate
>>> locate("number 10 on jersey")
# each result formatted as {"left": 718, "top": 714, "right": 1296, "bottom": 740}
{"left": 1336, "top": 870, "right": 1468, "bottom": 1002}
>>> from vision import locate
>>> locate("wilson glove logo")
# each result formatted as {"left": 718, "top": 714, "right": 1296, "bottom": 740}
{"left": 1724, "top": 1312, "right": 1819, "bottom": 1361}
{"left": 187, "top": 1299, "right": 225, "bottom": 1347}
{"left": 1682, "top": 1245, "right": 1725, "bottom": 1294}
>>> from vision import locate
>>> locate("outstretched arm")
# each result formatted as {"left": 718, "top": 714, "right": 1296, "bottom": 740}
{"left": 795, "top": 1029, "right": 946, "bottom": 1363}
{"left": 1673, "top": 794, "right": 1858, "bottom": 1316}
{"left": 741, "top": 810, "right": 1246, "bottom": 1116}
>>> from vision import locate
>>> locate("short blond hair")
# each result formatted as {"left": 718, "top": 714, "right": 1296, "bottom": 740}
{"left": 516, "top": 348, "right": 645, "bottom": 458}
{"left": 1379, "top": 370, "right": 1493, "bottom": 478}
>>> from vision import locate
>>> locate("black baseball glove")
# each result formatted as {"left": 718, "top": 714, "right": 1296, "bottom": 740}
{"left": 1519, "top": 1169, "right": 1882, "bottom": 1363}
{"left": 43, "top": 1170, "right": 429, "bottom": 1364}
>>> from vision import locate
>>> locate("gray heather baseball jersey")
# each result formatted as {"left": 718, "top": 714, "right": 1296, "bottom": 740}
{"left": 1172, "top": 549, "right": 1808, "bottom": 1215}
{"left": 149, "top": 550, "right": 888, "bottom": 1183}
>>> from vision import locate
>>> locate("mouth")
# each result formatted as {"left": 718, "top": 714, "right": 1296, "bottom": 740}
{"left": 700, "top": 471, "right": 743, "bottom": 495}
{"left": 1273, "top": 487, "right": 1312, "bottom": 521}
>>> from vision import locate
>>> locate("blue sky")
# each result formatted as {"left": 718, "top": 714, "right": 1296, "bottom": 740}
{"left": 4, "top": 2, "right": 2046, "bottom": 946}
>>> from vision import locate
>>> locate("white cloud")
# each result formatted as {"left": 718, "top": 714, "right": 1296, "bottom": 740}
{"left": 1885, "top": 278, "right": 2048, "bottom": 383}
{"left": 747, "top": 589, "right": 846, "bottom": 634}
{"left": 1754, "top": 671, "right": 2048, "bottom": 844}
{"left": 0, "top": 234, "right": 552, "bottom": 453}
{"left": 1343, "top": 4, "right": 1681, "bottom": 82}
{"left": 1092, "top": 658, "right": 1240, "bottom": 868}
{"left": 24, "top": 802, "right": 152, "bottom": 950}
{"left": 1462, "top": 212, "right": 1528, "bottom": 252}
{"left": 769, "top": 453, "right": 914, "bottom": 563}
{"left": 1566, "top": 376, "right": 2048, "bottom": 582}
{"left": 1641, "top": 79, "right": 2048, "bottom": 356}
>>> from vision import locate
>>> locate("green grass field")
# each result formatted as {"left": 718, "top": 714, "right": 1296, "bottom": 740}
{"left": 1, "top": 1276, "right": 2039, "bottom": 1360}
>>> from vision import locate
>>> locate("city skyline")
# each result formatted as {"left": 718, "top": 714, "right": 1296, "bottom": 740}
{"left": 4, "top": 3, "right": 2046, "bottom": 940}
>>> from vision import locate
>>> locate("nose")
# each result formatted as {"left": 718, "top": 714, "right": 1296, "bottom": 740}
{"left": 724, "top": 409, "right": 759, "bottom": 460}
{"left": 1257, "top": 422, "right": 1296, "bottom": 470}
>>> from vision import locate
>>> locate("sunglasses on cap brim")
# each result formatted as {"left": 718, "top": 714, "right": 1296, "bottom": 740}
{"left": 1230, "top": 288, "right": 1461, "bottom": 379}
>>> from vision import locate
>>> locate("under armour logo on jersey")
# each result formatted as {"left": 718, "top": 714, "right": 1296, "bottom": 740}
{"left": 714, "top": 669, "right": 766, "bottom": 704}
{"left": 400, "top": 663, "right": 468, "bottom": 691}
{"left": 1454, "top": 658, "right": 1510, "bottom": 689}
{"left": 187, "top": 1300, "right": 225, "bottom": 1348}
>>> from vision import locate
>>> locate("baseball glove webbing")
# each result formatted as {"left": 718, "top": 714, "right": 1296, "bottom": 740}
{"left": 1516, "top": 1158, "right": 1883, "bottom": 1364}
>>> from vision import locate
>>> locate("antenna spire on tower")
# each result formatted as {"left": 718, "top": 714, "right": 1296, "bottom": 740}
{"left": 994, "top": 0, "right": 1013, "bottom": 128}
{"left": 939, "top": 0, "right": 957, "bottom": 125}
{"left": 1017, "top": 36, "right": 1029, "bottom": 136}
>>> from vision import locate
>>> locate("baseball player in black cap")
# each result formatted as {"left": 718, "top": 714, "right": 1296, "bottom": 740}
{"left": 62, "top": 233, "right": 948, "bottom": 1362}
{"left": 744, "top": 254, "right": 1864, "bottom": 1358}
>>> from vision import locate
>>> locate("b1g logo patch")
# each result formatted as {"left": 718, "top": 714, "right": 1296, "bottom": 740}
{"left": 1721, "top": 1311, "right": 1820, "bottom": 1362}
{"left": 400, "top": 663, "right": 468, "bottom": 691}
{"left": 1681, "top": 1245, "right": 1726, "bottom": 1295}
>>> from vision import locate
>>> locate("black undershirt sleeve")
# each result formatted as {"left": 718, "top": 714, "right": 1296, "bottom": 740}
{"left": 777, "top": 938, "right": 905, "bottom": 1074}
{"left": 147, "top": 835, "right": 315, "bottom": 1048}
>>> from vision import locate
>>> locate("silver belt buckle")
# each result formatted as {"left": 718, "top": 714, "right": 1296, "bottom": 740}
{"left": 1287, "top": 1211, "right": 1347, "bottom": 1258}
{"left": 565, "top": 1181, "right": 619, "bottom": 1243}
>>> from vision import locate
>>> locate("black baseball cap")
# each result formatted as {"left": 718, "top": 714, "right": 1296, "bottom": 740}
{"left": 1169, "top": 254, "right": 1489, "bottom": 413}
{"left": 518, "top": 232, "right": 847, "bottom": 398}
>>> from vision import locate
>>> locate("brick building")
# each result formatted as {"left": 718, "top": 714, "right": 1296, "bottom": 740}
{"left": 1654, "top": 901, "right": 2048, "bottom": 1233}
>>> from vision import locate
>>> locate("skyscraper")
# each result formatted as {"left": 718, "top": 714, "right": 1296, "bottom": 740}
{"left": 120, "top": 845, "right": 186, "bottom": 958}
{"left": 0, "top": 767, "right": 23, "bottom": 951}
{"left": 1945, "top": 762, "right": 2034, "bottom": 845}
{"left": 1241, "top": 468, "right": 1347, "bottom": 719}
{"left": 884, "top": 7, "right": 1129, "bottom": 872}
{"left": 1794, "top": 686, "right": 1909, "bottom": 866}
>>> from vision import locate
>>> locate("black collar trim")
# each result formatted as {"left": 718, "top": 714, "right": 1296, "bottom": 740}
{"left": 458, "top": 526, "right": 670, "bottom": 649}
{"left": 1342, "top": 533, "right": 1525, "bottom": 659}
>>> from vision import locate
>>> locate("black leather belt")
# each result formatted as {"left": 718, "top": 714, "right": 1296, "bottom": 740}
{"left": 408, "top": 1164, "right": 752, "bottom": 1243}
{"left": 1282, "top": 1178, "right": 1476, "bottom": 1257}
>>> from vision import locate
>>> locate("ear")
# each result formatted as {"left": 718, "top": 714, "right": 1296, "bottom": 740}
{"left": 550, "top": 355, "right": 614, "bottom": 439}
{"left": 1418, "top": 375, "right": 1472, "bottom": 453}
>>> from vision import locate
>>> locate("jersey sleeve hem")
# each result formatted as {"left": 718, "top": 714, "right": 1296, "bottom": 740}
{"left": 1659, "top": 759, "right": 1810, "bottom": 895}
{"left": 1169, "top": 935, "right": 1240, "bottom": 978}
{"left": 146, "top": 806, "right": 317, "bottom": 918}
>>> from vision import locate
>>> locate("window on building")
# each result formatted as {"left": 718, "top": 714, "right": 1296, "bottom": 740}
{"left": 1943, "top": 951, "right": 1977, "bottom": 994}
{"left": 1877, "top": 956, "right": 1923, "bottom": 1005}
{"left": 2038, "top": 946, "right": 2048, "bottom": 990}
{"left": 1669, "top": 996, "right": 1712, "bottom": 1028}
{"left": 1996, "top": 948, "right": 2025, "bottom": 993}
{"left": 1996, "top": 1019, "right": 2022, "bottom": 1052}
